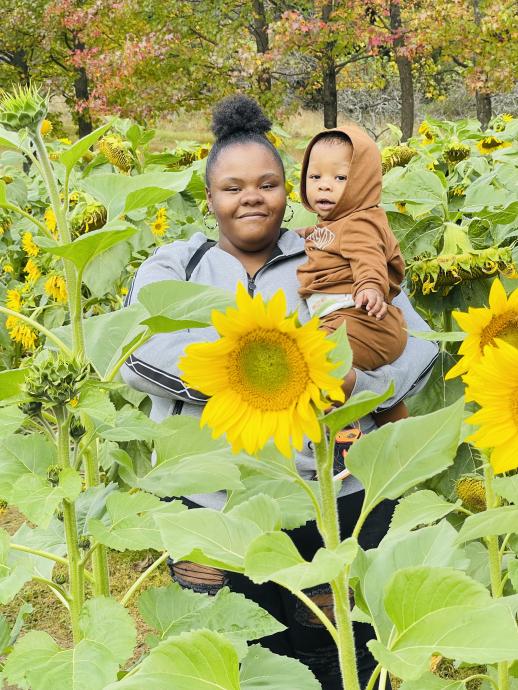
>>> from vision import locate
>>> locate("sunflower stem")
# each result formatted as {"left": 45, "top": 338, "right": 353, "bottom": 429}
{"left": 483, "top": 462, "right": 509, "bottom": 690}
{"left": 315, "top": 434, "right": 360, "bottom": 690}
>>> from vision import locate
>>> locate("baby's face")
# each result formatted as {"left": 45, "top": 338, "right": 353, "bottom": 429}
{"left": 305, "top": 139, "right": 353, "bottom": 219}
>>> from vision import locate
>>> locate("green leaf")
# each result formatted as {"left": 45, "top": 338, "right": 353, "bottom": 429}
{"left": 88, "top": 491, "right": 186, "bottom": 551}
{"left": 326, "top": 323, "right": 353, "bottom": 379}
{"left": 3, "top": 597, "right": 136, "bottom": 690}
{"left": 353, "top": 521, "right": 469, "bottom": 643}
{"left": 0, "top": 529, "right": 33, "bottom": 604}
{"left": 400, "top": 674, "right": 465, "bottom": 690}
{"left": 105, "top": 629, "right": 240, "bottom": 690}
{"left": 157, "top": 495, "right": 280, "bottom": 572}
{"left": 0, "top": 368, "right": 26, "bottom": 403}
{"left": 456, "top": 506, "right": 518, "bottom": 543}
{"left": 11, "top": 520, "right": 66, "bottom": 580}
{"left": 10, "top": 467, "right": 81, "bottom": 527}
{"left": 81, "top": 169, "right": 193, "bottom": 220}
{"left": 139, "top": 583, "right": 285, "bottom": 651}
{"left": 82, "top": 239, "right": 132, "bottom": 297}
{"left": 0, "top": 126, "right": 22, "bottom": 151}
{"left": 244, "top": 531, "right": 357, "bottom": 591}
{"left": 389, "top": 490, "right": 460, "bottom": 533}
{"left": 409, "top": 329, "right": 465, "bottom": 342}
{"left": 224, "top": 475, "right": 316, "bottom": 530}
{"left": 75, "top": 483, "right": 118, "bottom": 536}
{"left": 322, "top": 384, "right": 394, "bottom": 435}
{"left": 494, "top": 475, "right": 518, "bottom": 505}
{"left": 37, "top": 223, "right": 137, "bottom": 272}
{"left": 59, "top": 122, "right": 113, "bottom": 173}
{"left": 369, "top": 566, "right": 518, "bottom": 680}
{"left": 0, "top": 405, "right": 26, "bottom": 436}
{"left": 346, "top": 397, "right": 464, "bottom": 517}
{"left": 97, "top": 405, "right": 166, "bottom": 443}
{"left": 383, "top": 168, "right": 447, "bottom": 211}
{"left": 0, "top": 602, "right": 32, "bottom": 651}
{"left": 240, "top": 644, "right": 321, "bottom": 689}
{"left": 137, "top": 279, "right": 234, "bottom": 325}
{"left": 116, "top": 415, "right": 242, "bottom": 497}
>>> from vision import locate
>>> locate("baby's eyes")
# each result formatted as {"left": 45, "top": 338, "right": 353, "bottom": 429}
{"left": 336, "top": 175, "right": 347, "bottom": 181}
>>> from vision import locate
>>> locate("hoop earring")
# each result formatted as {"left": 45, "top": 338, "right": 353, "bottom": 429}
{"left": 203, "top": 211, "right": 217, "bottom": 231}
{"left": 283, "top": 202, "right": 294, "bottom": 223}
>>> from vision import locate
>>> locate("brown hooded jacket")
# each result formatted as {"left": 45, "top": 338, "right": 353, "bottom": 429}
{"left": 297, "top": 123, "right": 405, "bottom": 301}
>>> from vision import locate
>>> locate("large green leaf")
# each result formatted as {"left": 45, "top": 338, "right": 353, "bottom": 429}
{"left": 0, "top": 434, "right": 81, "bottom": 527}
{"left": 88, "top": 491, "right": 186, "bottom": 551}
{"left": 0, "top": 368, "right": 26, "bottom": 403}
{"left": 96, "top": 405, "right": 167, "bottom": 443}
{"left": 244, "top": 531, "right": 357, "bottom": 591}
{"left": 346, "top": 397, "right": 464, "bottom": 517}
{"left": 81, "top": 169, "right": 193, "bottom": 219}
{"left": 116, "top": 415, "right": 242, "bottom": 497}
{"left": 383, "top": 168, "right": 447, "bottom": 212}
{"left": 322, "top": 384, "right": 394, "bottom": 436}
{"left": 494, "top": 476, "right": 518, "bottom": 505}
{"left": 139, "top": 583, "right": 285, "bottom": 652}
{"left": 455, "top": 506, "right": 518, "bottom": 543}
{"left": 156, "top": 495, "right": 280, "bottom": 572}
{"left": 137, "top": 279, "right": 234, "bottom": 325}
{"left": 369, "top": 566, "right": 518, "bottom": 681}
{"left": 0, "top": 405, "right": 26, "bottom": 436}
{"left": 0, "top": 126, "right": 22, "bottom": 151}
{"left": 0, "top": 529, "right": 33, "bottom": 605}
{"left": 224, "top": 475, "right": 316, "bottom": 530}
{"left": 240, "top": 644, "right": 321, "bottom": 689}
{"left": 105, "top": 629, "right": 240, "bottom": 690}
{"left": 37, "top": 223, "right": 137, "bottom": 272}
{"left": 353, "top": 521, "right": 468, "bottom": 643}
{"left": 11, "top": 520, "right": 66, "bottom": 580}
{"left": 3, "top": 597, "right": 136, "bottom": 690}
{"left": 82, "top": 239, "right": 132, "bottom": 297}
{"left": 389, "top": 490, "right": 460, "bottom": 534}
{"left": 59, "top": 122, "right": 113, "bottom": 173}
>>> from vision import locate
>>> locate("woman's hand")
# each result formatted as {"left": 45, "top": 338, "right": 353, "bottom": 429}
{"left": 355, "top": 288, "right": 387, "bottom": 319}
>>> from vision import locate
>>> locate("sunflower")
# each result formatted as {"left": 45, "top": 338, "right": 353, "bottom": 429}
{"left": 6, "top": 288, "right": 22, "bottom": 311}
{"left": 476, "top": 136, "right": 511, "bottom": 155}
{"left": 179, "top": 283, "right": 345, "bottom": 457}
{"left": 40, "top": 119, "right": 53, "bottom": 136}
{"left": 44, "top": 274, "right": 68, "bottom": 303}
{"left": 23, "top": 258, "right": 40, "bottom": 284}
{"left": 5, "top": 315, "right": 37, "bottom": 350}
{"left": 446, "top": 278, "right": 518, "bottom": 379}
{"left": 418, "top": 121, "right": 435, "bottom": 143}
{"left": 150, "top": 207, "right": 169, "bottom": 237}
{"left": 21, "top": 232, "right": 39, "bottom": 257}
{"left": 463, "top": 339, "right": 518, "bottom": 474}
{"left": 44, "top": 207, "right": 57, "bottom": 237}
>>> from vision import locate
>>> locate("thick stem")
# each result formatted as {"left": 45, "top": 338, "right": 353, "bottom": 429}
{"left": 315, "top": 436, "right": 361, "bottom": 690}
{"left": 56, "top": 408, "right": 84, "bottom": 643}
{"left": 483, "top": 463, "right": 509, "bottom": 690}
{"left": 31, "top": 131, "right": 85, "bottom": 358}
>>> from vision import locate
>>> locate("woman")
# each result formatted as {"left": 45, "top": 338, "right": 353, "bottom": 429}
{"left": 121, "top": 95, "right": 438, "bottom": 689}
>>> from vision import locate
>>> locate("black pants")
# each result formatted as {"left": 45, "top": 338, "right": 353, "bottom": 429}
{"left": 174, "top": 492, "right": 394, "bottom": 690}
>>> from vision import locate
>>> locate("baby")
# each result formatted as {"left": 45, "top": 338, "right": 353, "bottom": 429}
{"left": 297, "top": 124, "right": 408, "bottom": 425}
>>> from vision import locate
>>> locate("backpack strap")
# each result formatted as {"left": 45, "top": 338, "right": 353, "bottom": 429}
{"left": 185, "top": 239, "right": 216, "bottom": 281}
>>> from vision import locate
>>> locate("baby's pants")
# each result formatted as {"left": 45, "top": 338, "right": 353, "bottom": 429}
{"left": 320, "top": 304, "right": 407, "bottom": 370}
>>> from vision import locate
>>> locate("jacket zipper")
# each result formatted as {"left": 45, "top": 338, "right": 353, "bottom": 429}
{"left": 247, "top": 250, "right": 305, "bottom": 297}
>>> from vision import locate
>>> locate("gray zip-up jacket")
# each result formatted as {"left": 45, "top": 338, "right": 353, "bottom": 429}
{"left": 121, "top": 230, "right": 438, "bottom": 508}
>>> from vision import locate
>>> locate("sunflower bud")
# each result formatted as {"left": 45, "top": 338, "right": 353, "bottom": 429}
{"left": 19, "top": 400, "right": 42, "bottom": 416}
{"left": 98, "top": 134, "right": 133, "bottom": 172}
{"left": 55, "top": 507, "right": 64, "bottom": 521}
{"left": 70, "top": 201, "right": 107, "bottom": 236}
{"left": 78, "top": 535, "right": 91, "bottom": 550}
{"left": 70, "top": 417, "right": 86, "bottom": 439}
{"left": 53, "top": 572, "right": 68, "bottom": 585}
{"left": 24, "top": 352, "right": 90, "bottom": 405}
{"left": 0, "top": 84, "right": 48, "bottom": 134}
{"left": 456, "top": 475, "right": 486, "bottom": 512}
{"left": 381, "top": 145, "right": 418, "bottom": 173}
{"left": 47, "top": 465, "right": 61, "bottom": 486}
{"left": 443, "top": 142, "right": 471, "bottom": 163}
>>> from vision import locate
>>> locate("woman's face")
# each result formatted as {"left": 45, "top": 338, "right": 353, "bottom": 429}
{"left": 206, "top": 142, "right": 286, "bottom": 254}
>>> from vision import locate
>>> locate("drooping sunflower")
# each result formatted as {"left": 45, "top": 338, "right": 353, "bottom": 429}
{"left": 476, "top": 136, "right": 511, "bottom": 155}
{"left": 21, "top": 232, "right": 39, "bottom": 257}
{"left": 463, "top": 339, "right": 518, "bottom": 474}
{"left": 446, "top": 278, "right": 518, "bottom": 379}
{"left": 179, "top": 283, "right": 345, "bottom": 457}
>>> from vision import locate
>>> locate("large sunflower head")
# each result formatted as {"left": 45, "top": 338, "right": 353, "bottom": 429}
{"left": 179, "top": 283, "right": 345, "bottom": 457}
{"left": 446, "top": 278, "right": 518, "bottom": 380}
{"left": 464, "top": 339, "right": 518, "bottom": 474}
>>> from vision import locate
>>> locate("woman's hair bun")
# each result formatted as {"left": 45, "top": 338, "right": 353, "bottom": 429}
{"left": 211, "top": 94, "right": 272, "bottom": 140}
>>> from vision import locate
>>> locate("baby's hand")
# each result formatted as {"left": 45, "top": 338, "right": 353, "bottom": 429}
{"left": 355, "top": 289, "right": 387, "bottom": 319}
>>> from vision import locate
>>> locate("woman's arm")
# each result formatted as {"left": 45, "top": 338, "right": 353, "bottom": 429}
{"left": 120, "top": 234, "right": 215, "bottom": 403}
{"left": 350, "top": 289, "right": 439, "bottom": 408}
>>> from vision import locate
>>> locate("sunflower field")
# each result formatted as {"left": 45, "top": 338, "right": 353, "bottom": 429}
{"left": 0, "top": 86, "right": 518, "bottom": 690}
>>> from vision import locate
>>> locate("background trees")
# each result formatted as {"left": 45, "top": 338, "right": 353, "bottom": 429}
{"left": 0, "top": 0, "right": 515, "bottom": 136}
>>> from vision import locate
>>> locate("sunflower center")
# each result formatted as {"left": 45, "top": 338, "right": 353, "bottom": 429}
{"left": 228, "top": 330, "right": 309, "bottom": 410}
{"left": 480, "top": 311, "right": 518, "bottom": 351}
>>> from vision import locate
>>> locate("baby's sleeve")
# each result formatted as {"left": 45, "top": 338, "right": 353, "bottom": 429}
{"left": 339, "top": 216, "right": 390, "bottom": 299}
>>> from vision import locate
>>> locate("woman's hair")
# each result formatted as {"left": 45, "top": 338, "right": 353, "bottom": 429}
{"left": 205, "top": 94, "right": 285, "bottom": 185}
